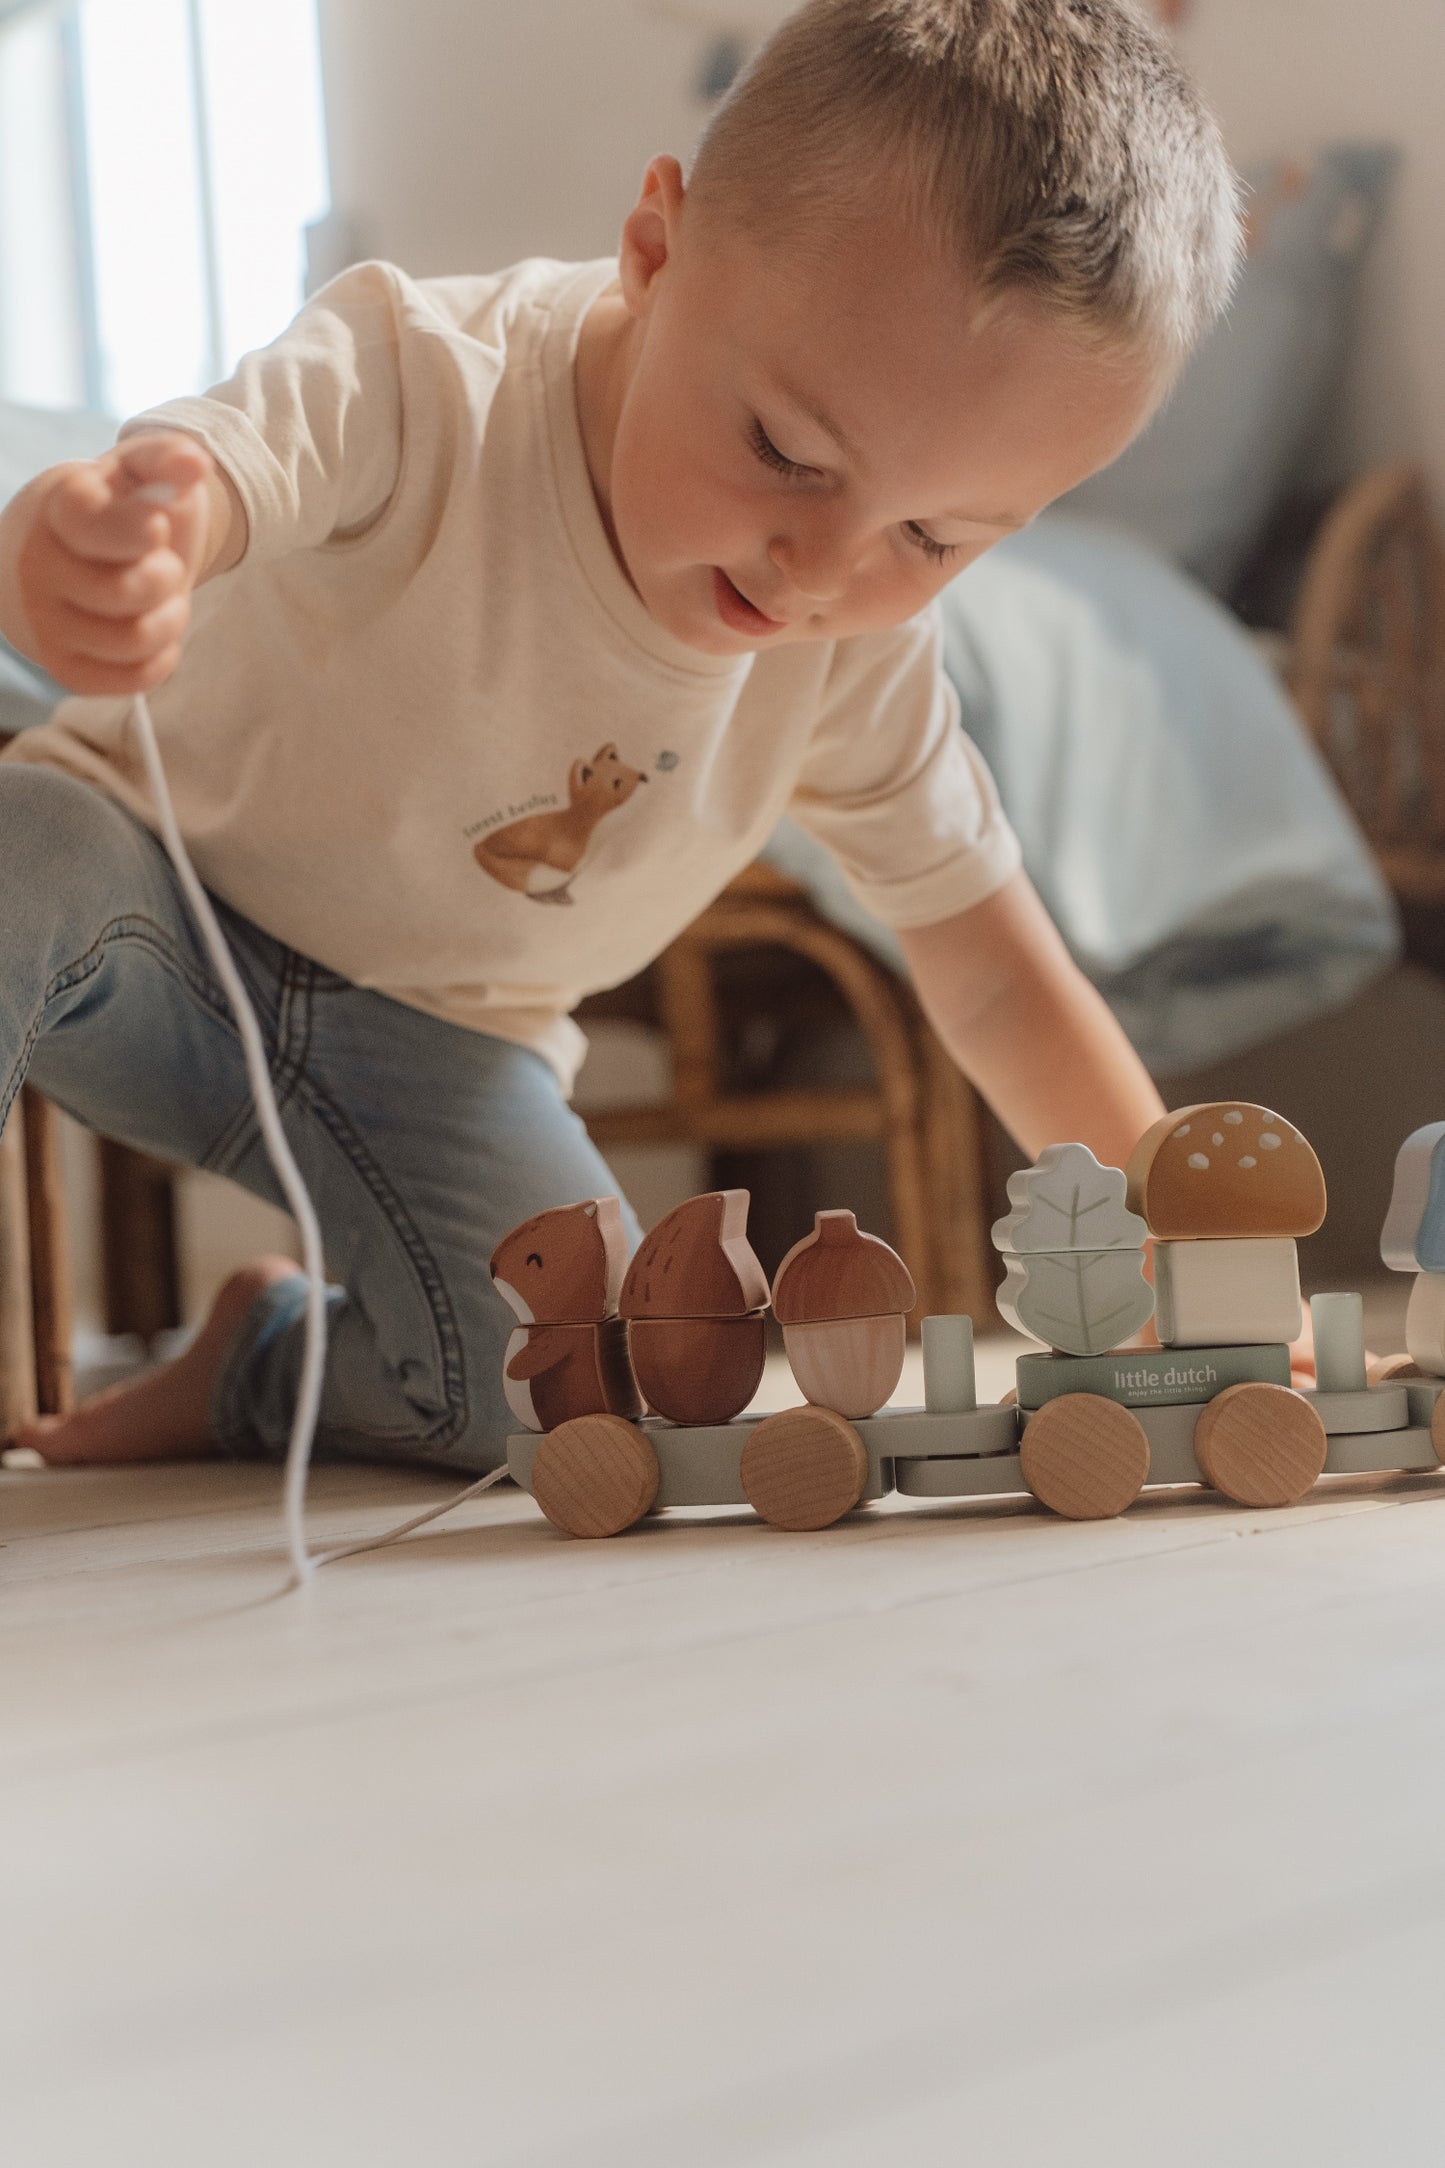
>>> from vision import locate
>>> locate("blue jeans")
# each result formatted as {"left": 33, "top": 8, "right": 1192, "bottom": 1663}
{"left": 0, "top": 763, "right": 640, "bottom": 1471}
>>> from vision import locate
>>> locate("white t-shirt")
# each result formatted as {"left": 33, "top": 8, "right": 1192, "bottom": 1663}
{"left": 7, "top": 257, "right": 1021, "bottom": 1090}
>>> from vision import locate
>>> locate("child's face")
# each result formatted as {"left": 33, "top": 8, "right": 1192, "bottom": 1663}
{"left": 582, "top": 158, "right": 1168, "bottom": 658}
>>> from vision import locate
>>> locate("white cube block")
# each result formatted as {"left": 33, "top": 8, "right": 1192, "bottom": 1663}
{"left": 1154, "top": 1237, "right": 1301, "bottom": 1348}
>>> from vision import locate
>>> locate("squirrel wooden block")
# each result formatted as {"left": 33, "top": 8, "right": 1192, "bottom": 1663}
{"left": 490, "top": 1197, "right": 641, "bottom": 1432}
{"left": 620, "top": 1190, "right": 770, "bottom": 1425}
{"left": 489, "top": 1196, "right": 629, "bottom": 1325}
{"left": 771, "top": 1209, "right": 915, "bottom": 1418}
{"left": 501, "top": 1317, "right": 641, "bottom": 1433}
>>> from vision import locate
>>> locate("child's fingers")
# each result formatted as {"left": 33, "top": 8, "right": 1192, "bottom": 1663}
{"left": 112, "top": 430, "right": 214, "bottom": 496}
{"left": 50, "top": 543, "right": 188, "bottom": 622}
{"left": 48, "top": 592, "right": 190, "bottom": 668}
{"left": 52, "top": 644, "right": 185, "bottom": 700}
{"left": 44, "top": 462, "right": 174, "bottom": 567}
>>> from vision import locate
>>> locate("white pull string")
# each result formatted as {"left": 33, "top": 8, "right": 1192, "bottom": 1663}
{"left": 310, "top": 1462, "right": 511, "bottom": 1568}
{"left": 129, "top": 689, "right": 327, "bottom": 1585}
{"left": 130, "top": 684, "right": 513, "bottom": 1583}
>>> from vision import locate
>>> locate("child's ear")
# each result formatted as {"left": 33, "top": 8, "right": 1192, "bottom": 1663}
{"left": 618, "top": 155, "right": 686, "bottom": 317}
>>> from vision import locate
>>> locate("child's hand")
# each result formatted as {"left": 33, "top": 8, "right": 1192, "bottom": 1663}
{"left": 16, "top": 431, "right": 217, "bottom": 697}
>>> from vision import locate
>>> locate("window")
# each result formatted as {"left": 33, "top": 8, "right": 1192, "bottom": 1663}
{"left": 0, "top": 0, "right": 329, "bottom": 417}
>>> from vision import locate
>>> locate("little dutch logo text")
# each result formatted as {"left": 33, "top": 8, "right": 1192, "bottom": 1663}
{"left": 1112, "top": 1360, "right": 1219, "bottom": 1393}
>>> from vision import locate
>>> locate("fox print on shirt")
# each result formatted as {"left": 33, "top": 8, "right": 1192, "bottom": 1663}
{"left": 473, "top": 743, "right": 650, "bottom": 906}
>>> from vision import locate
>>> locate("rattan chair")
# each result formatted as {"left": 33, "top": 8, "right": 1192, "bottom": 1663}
{"left": 577, "top": 862, "right": 1000, "bottom": 1327}
{"left": 1288, "top": 462, "right": 1445, "bottom": 910}
{"left": 0, "top": 1089, "right": 72, "bottom": 1437}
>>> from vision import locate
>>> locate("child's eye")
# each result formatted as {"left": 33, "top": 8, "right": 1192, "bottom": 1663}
{"left": 905, "top": 521, "right": 964, "bottom": 566}
{"left": 749, "top": 418, "right": 814, "bottom": 480}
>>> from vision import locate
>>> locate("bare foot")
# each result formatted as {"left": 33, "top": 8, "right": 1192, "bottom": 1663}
{"left": 14, "top": 1256, "right": 300, "bottom": 1465}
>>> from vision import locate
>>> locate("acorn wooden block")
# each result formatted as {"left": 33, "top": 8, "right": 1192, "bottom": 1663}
{"left": 1380, "top": 1121, "right": 1445, "bottom": 1271}
{"left": 1126, "top": 1103, "right": 1326, "bottom": 1240}
{"left": 1153, "top": 1236, "right": 1302, "bottom": 1348}
{"left": 502, "top": 1316, "right": 642, "bottom": 1433}
{"left": 619, "top": 1190, "right": 769, "bottom": 1424}
{"left": 772, "top": 1210, "right": 916, "bottom": 1418}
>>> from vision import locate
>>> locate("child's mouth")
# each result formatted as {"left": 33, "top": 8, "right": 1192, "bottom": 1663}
{"left": 713, "top": 568, "right": 786, "bottom": 635}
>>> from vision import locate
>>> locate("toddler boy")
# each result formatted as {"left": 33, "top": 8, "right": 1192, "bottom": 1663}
{"left": 0, "top": 0, "right": 1244, "bottom": 1469}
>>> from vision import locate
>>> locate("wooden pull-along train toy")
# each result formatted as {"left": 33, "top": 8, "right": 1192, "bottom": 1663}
{"left": 490, "top": 1103, "right": 1445, "bottom": 1539}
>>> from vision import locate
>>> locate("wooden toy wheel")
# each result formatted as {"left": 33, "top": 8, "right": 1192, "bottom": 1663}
{"left": 1368, "top": 1352, "right": 1427, "bottom": 1384}
{"left": 530, "top": 1415, "right": 660, "bottom": 1538}
{"left": 1192, "top": 1383, "right": 1326, "bottom": 1507}
{"left": 1019, "top": 1393, "right": 1150, "bottom": 1520}
{"left": 740, "top": 1405, "right": 869, "bottom": 1531}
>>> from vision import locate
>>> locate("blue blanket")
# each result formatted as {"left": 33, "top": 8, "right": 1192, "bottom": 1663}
{"left": 766, "top": 513, "right": 1399, "bottom": 1072}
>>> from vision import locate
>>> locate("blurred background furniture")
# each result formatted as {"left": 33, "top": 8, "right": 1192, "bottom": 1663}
{"left": 0, "top": 1088, "right": 72, "bottom": 1436}
{"left": 576, "top": 863, "right": 996, "bottom": 1326}
{"left": 1287, "top": 462, "right": 1445, "bottom": 945}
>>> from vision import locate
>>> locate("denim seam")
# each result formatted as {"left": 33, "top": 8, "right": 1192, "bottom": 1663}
{"left": 210, "top": 1279, "right": 452, "bottom": 1458}
{"left": 271, "top": 952, "right": 315, "bottom": 1114}
{"left": 0, "top": 913, "right": 234, "bottom": 1136}
{"left": 8, "top": 908, "right": 469, "bottom": 1458}
{"left": 210, "top": 979, "right": 469, "bottom": 1456}
{"left": 291, "top": 1075, "right": 470, "bottom": 1450}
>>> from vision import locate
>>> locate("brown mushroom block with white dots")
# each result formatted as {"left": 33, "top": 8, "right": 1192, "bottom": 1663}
{"left": 1127, "top": 1104, "right": 1323, "bottom": 1351}
{"left": 771, "top": 1210, "right": 917, "bottom": 1419}
{"left": 1125, "top": 1103, "right": 1326, "bottom": 1241}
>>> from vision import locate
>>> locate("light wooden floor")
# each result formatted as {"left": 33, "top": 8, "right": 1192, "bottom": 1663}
{"left": 7, "top": 1284, "right": 1445, "bottom": 2167}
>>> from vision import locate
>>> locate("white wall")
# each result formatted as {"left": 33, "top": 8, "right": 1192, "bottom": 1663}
{"left": 312, "top": 0, "right": 792, "bottom": 279}
{"left": 1174, "top": 1, "right": 1442, "bottom": 509}
{"left": 314, "top": 0, "right": 1444, "bottom": 505}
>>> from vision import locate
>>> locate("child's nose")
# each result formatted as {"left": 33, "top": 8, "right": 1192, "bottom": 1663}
{"left": 768, "top": 524, "right": 861, "bottom": 603}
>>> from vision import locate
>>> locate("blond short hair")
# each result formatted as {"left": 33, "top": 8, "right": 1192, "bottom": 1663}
{"left": 687, "top": 0, "right": 1243, "bottom": 365}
